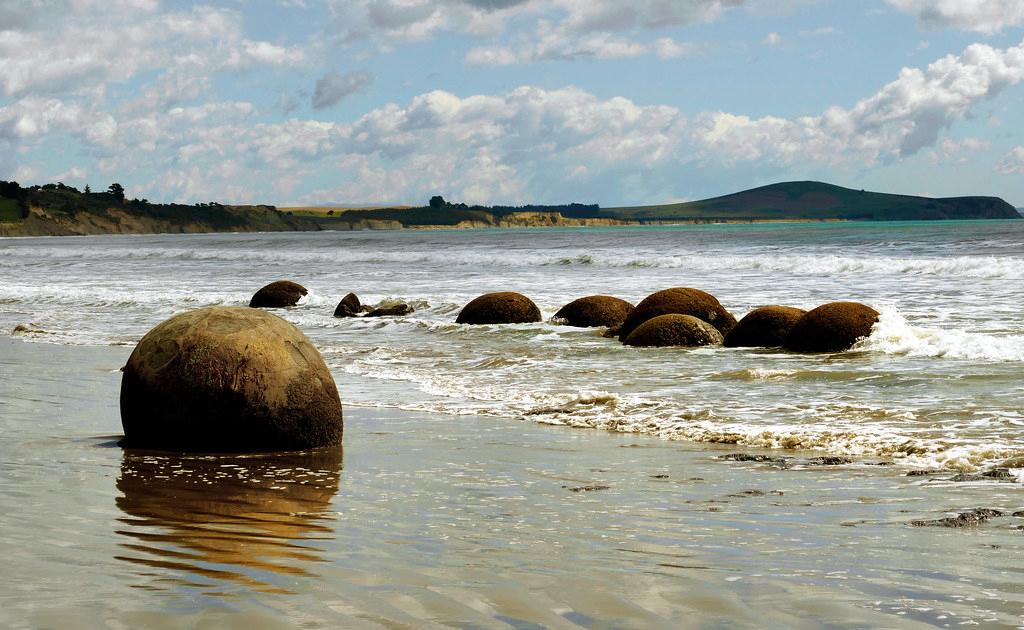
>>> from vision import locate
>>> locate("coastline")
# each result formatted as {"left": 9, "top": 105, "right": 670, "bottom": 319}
{"left": 2, "top": 335, "right": 1023, "bottom": 627}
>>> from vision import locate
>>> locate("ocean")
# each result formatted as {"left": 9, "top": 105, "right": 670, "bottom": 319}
{"left": 2, "top": 221, "right": 1023, "bottom": 627}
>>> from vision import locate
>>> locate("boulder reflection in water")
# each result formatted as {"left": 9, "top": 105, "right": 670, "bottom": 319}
{"left": 114, "top": 447, "right": 343, "bottom": 595}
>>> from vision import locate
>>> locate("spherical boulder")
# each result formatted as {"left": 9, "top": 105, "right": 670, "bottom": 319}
{"left": 783, "top": 301, "right": 880, "bottom": 352}
{"left": 456, "top": 292, "right": 541, "bottom": 325}
{"left": 623, "top": 314, "right": 724, "bottom": 347}
{"left": 554, "top": 295, "right": 634, "bottom": 328}
{"left": 120, "top": 306, "right": 344, "bottom": 452}
{"left": 618, "top": 288, "right": 736, "bottom": 341}
{"left": 724, "top": 305, "right": 807, "bottom": 348}
{"left": 333, "top": 292, "right": 361, "bottom": 317}
{"left": 250, "top": 280, "right": 307, "bottom": 308}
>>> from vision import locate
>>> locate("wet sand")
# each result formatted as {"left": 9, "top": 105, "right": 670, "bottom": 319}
{"left": 1, "top": 337, "right": 1023, "bottom": 628}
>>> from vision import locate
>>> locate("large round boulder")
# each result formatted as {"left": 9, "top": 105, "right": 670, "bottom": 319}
{"left": 333, "top": 292, "right": 361, "bottom": 317}
{"left": 623, "top": 314, "right": 724, "bottom": 347}
{"left": 250, "top": 280, "right": 307, "bottom": 308}
{"left": 618, "top": 288, "right": 736, "bottom": 341}
{"left": 456, "top": 292, "right": 542, "bottom": 325}
{"left": 120, "top": 306, "right": 343, "bottom": 452}
{"left": 783, "top": 302, "right": 880, "bottom": 352}
{"left": 724, "top": 305, "right": 807, "bottom": 348}
{"left": 554, "top": 295, "right": 634, "bottom": 328}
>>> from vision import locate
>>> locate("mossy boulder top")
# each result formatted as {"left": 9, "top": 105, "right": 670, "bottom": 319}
{"left": 456, "top": 292, "right": 542, "bottom": 325}
{"left": 554, "top": 295, "right": 634, "bottom": 328}
{"left": 622, "top": 313, "right": 725, "bottom": 347}
{"left": 724, "top": 305, "right": 807, "bottom": 348}
{"left": 250, "top": 280, "right": 308, "bottom": 308}
{"left": 120, "top": 306, "right": 343, "bottom": 452}
{"left": 618, "top": 288, "right": 736, "bottom": 340}
{"left": 784, "top": 301, "right": 880, "bottom": 353}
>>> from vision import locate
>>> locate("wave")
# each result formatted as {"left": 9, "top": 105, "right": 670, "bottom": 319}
{"left": 856, "top": 308, "right": 1024, "bottom": 362}
{"left": 6, "top": 242, "right": 1023, "bottom": 280}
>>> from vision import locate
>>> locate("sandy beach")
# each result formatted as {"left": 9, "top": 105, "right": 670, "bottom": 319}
{"left": 2, "top": 336, "right": 1022, "bottom": 628}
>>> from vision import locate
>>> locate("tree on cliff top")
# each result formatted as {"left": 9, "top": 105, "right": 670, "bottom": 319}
{"left": 108, "top": 183, "right": 125, "bottom": 204}
{"left": 429, "top": 195, "right": 446, "bottom": 209}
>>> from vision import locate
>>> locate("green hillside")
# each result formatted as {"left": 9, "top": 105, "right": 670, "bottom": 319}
{"left": 604, "top": 181, "right": 1020, "bottom": 222}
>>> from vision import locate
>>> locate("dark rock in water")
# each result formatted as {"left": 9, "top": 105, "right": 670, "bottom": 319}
{"left": 724, "top": 305, "right": 807, "bottom": 348}
{"left": 951, "top": 468, "right": 1015, "bottom": 482}
{"left": 906, "top": 470, "right": 940, "bottom": 477}
{"left": 1013, "top": 511, "right": 1024, "bottom": 518}
{"left": 728, "top": 489, "right": 785, "bottom": 498}
{"left": 334, "top": 292, "right": 361, "bottom": 317}
{"left": 783, "top": 301, "right": 879, "bottom": 352}
{"left": 804, "top": 456, "right": 853, "bottom": 466}
{"left": 623, "top": 314, "right": 724, "bottom": 347}
{"left": 565, "top": 484, "right": 611, "bottom": 492}
{"left": 720, "top": 453, "right": 791, "bottom": 466}
{"left": 602, "top": 325, "right": 622, "bottom": 338}
{"left": 909, "top": 508, "right": 1003, "bottom": 528}
{"left": 365, "top": 303, "right": 414, "bottom": 317}
{"left": 456, "top": 291, "right": 541, "bottom": 325}
{"left": 120, "top": 306, "right": 344, "bottom": 452}
{"left": 617, "top": 287, "right": 737, "bottom": 341}
{"left": 554, "top": 295, "right": 634, "bottom": 328}
{"left": 250, "top": 280, "right": 307, "bottom": 308}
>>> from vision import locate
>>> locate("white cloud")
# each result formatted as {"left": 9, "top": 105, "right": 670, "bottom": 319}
{"left": 312, "top": 71, "right": 374, "bottom": 109}
{"left": 328, "top": 0, "right": 732, "bottom": 65}
{"left": 764, "top": 32, "right": 782, "bottom": 46}
{"left": 997, "top": 146, "right": 1024, "bottom": 174}
{"left": 692, "top": 39, "right": 1024, "bottom": 166}
{"left": 928, "top": 137, "right": 991, "bottom": 165}
{"left": 887, "top": 0, "right": 1024, "bottom": 34}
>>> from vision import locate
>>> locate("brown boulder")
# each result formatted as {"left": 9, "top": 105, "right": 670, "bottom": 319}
{"left": 724, "top": 305, "right": 807, "bottom": 348}
{"left": 250, "top": 280, "right": 307, "bottom": 308}
{"left": 120, "top": 306, "right": 344, "bottom": 452}
{"left": 456, "top": 292, "right": 542, "bottom": 325}
{"left": 784, "top": 302, "right": 880, "bottom": 352}
{"left": 365, "top": 303, "right": 414, "bottom": 317}
{"left": 554, "top": 295, "right": 634, "bottom": 328}
{"left": 618, "top": 288, "right": 736, "bottom": 340}
{"left": 334, "top": 292, "right": 361, "bottom": 317}
{"left": 623, "top": 314, "right": 724, "bottom": 347}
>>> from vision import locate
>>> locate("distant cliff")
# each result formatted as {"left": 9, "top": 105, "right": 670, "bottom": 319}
{"left": 0, "top": 182, "right": 320, "bottom": 237}
{"left": 604, "top": 181, "right": 1021, "bottom": 222}
{"left": 1, "top": 180, "right": 1018, "bottom": 237}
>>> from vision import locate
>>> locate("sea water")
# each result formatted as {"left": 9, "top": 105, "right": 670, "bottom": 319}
{"left": 1, "top": 221, "right": 1024, "bottom": 627}
{"left": 3, "top": 221, "right": 1023, "bottom": 472}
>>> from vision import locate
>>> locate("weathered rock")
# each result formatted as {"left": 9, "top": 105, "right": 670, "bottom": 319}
{"left": 333, "top": 292, "right": 361, "bottom": 317}
{"left": 553, "top": 295, "right": 634, "bottom": 328}
{"left": 783, "top": 301, "right": 880, "bottom": 352}
{"left": 909, "top": 508, "right": 1003, "bottom": 528}
{"left": 365, "top": 303, "right": 414, "bottom": 317}
{"left": 120, "top": 306, "right": 343, "bottom": 452}
{"left": 249, "top": 280, "right": 307, "bottom": 308}
{"left": 456, "top": 292, "right": 542, "bottom": 325}
{"left": 618, "top": 288, "right": 736, "bottom": 341}
{"left": 804, "top": 456, "right": 853, "bottom": 466}
{"left": 724, "top": 305, "right": 807, "bottom": 348}
{"left": 721, "top": 453, "right": 792, "bottom": 467}
{"left": 622, "top": 313, "right": 724, "bottom": 347}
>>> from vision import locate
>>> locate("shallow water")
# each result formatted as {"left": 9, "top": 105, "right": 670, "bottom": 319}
{"left": 2, "top": 222, "right": 1024, "bottom": 472}
{"left": 1, "top": 339, "right": 1023, "bottom": 628}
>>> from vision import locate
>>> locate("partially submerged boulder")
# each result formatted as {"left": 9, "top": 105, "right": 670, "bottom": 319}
{"left": 622, "top": 313, "right": 724, "bottom": 347}
{"left": 456, "top": 292, "right": 541, "bottom": 325}
{"left": 554, "top": 295, "right": 634, "bottom": 328}
{"left": 333, "top": 292, "right": 361, "bottom": 317}
{"left": 618, "top": 288, "right": 736, "bottom": 340}
{"left": 724, "top": 305, "right": 807, "bottom": 348}
{"left": 120, "top": 306, "right": 344, "bottom": 452}
{"left": 783, "top": 301, "right": 880, "bottom": 352}
{"left": 250, "top": 280, "right": 307, "bottom": 308}
{"left": 365, "top": 303, "right": 414, "bottom": 317}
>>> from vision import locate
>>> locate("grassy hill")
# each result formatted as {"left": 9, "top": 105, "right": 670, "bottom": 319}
{"left": 604, "top": 181, "right": 1020, "bottom": 222}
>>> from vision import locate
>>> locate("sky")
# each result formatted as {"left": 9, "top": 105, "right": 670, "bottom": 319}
{"left": 2, "top": 0, "right": 1024, "bottom": 208}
